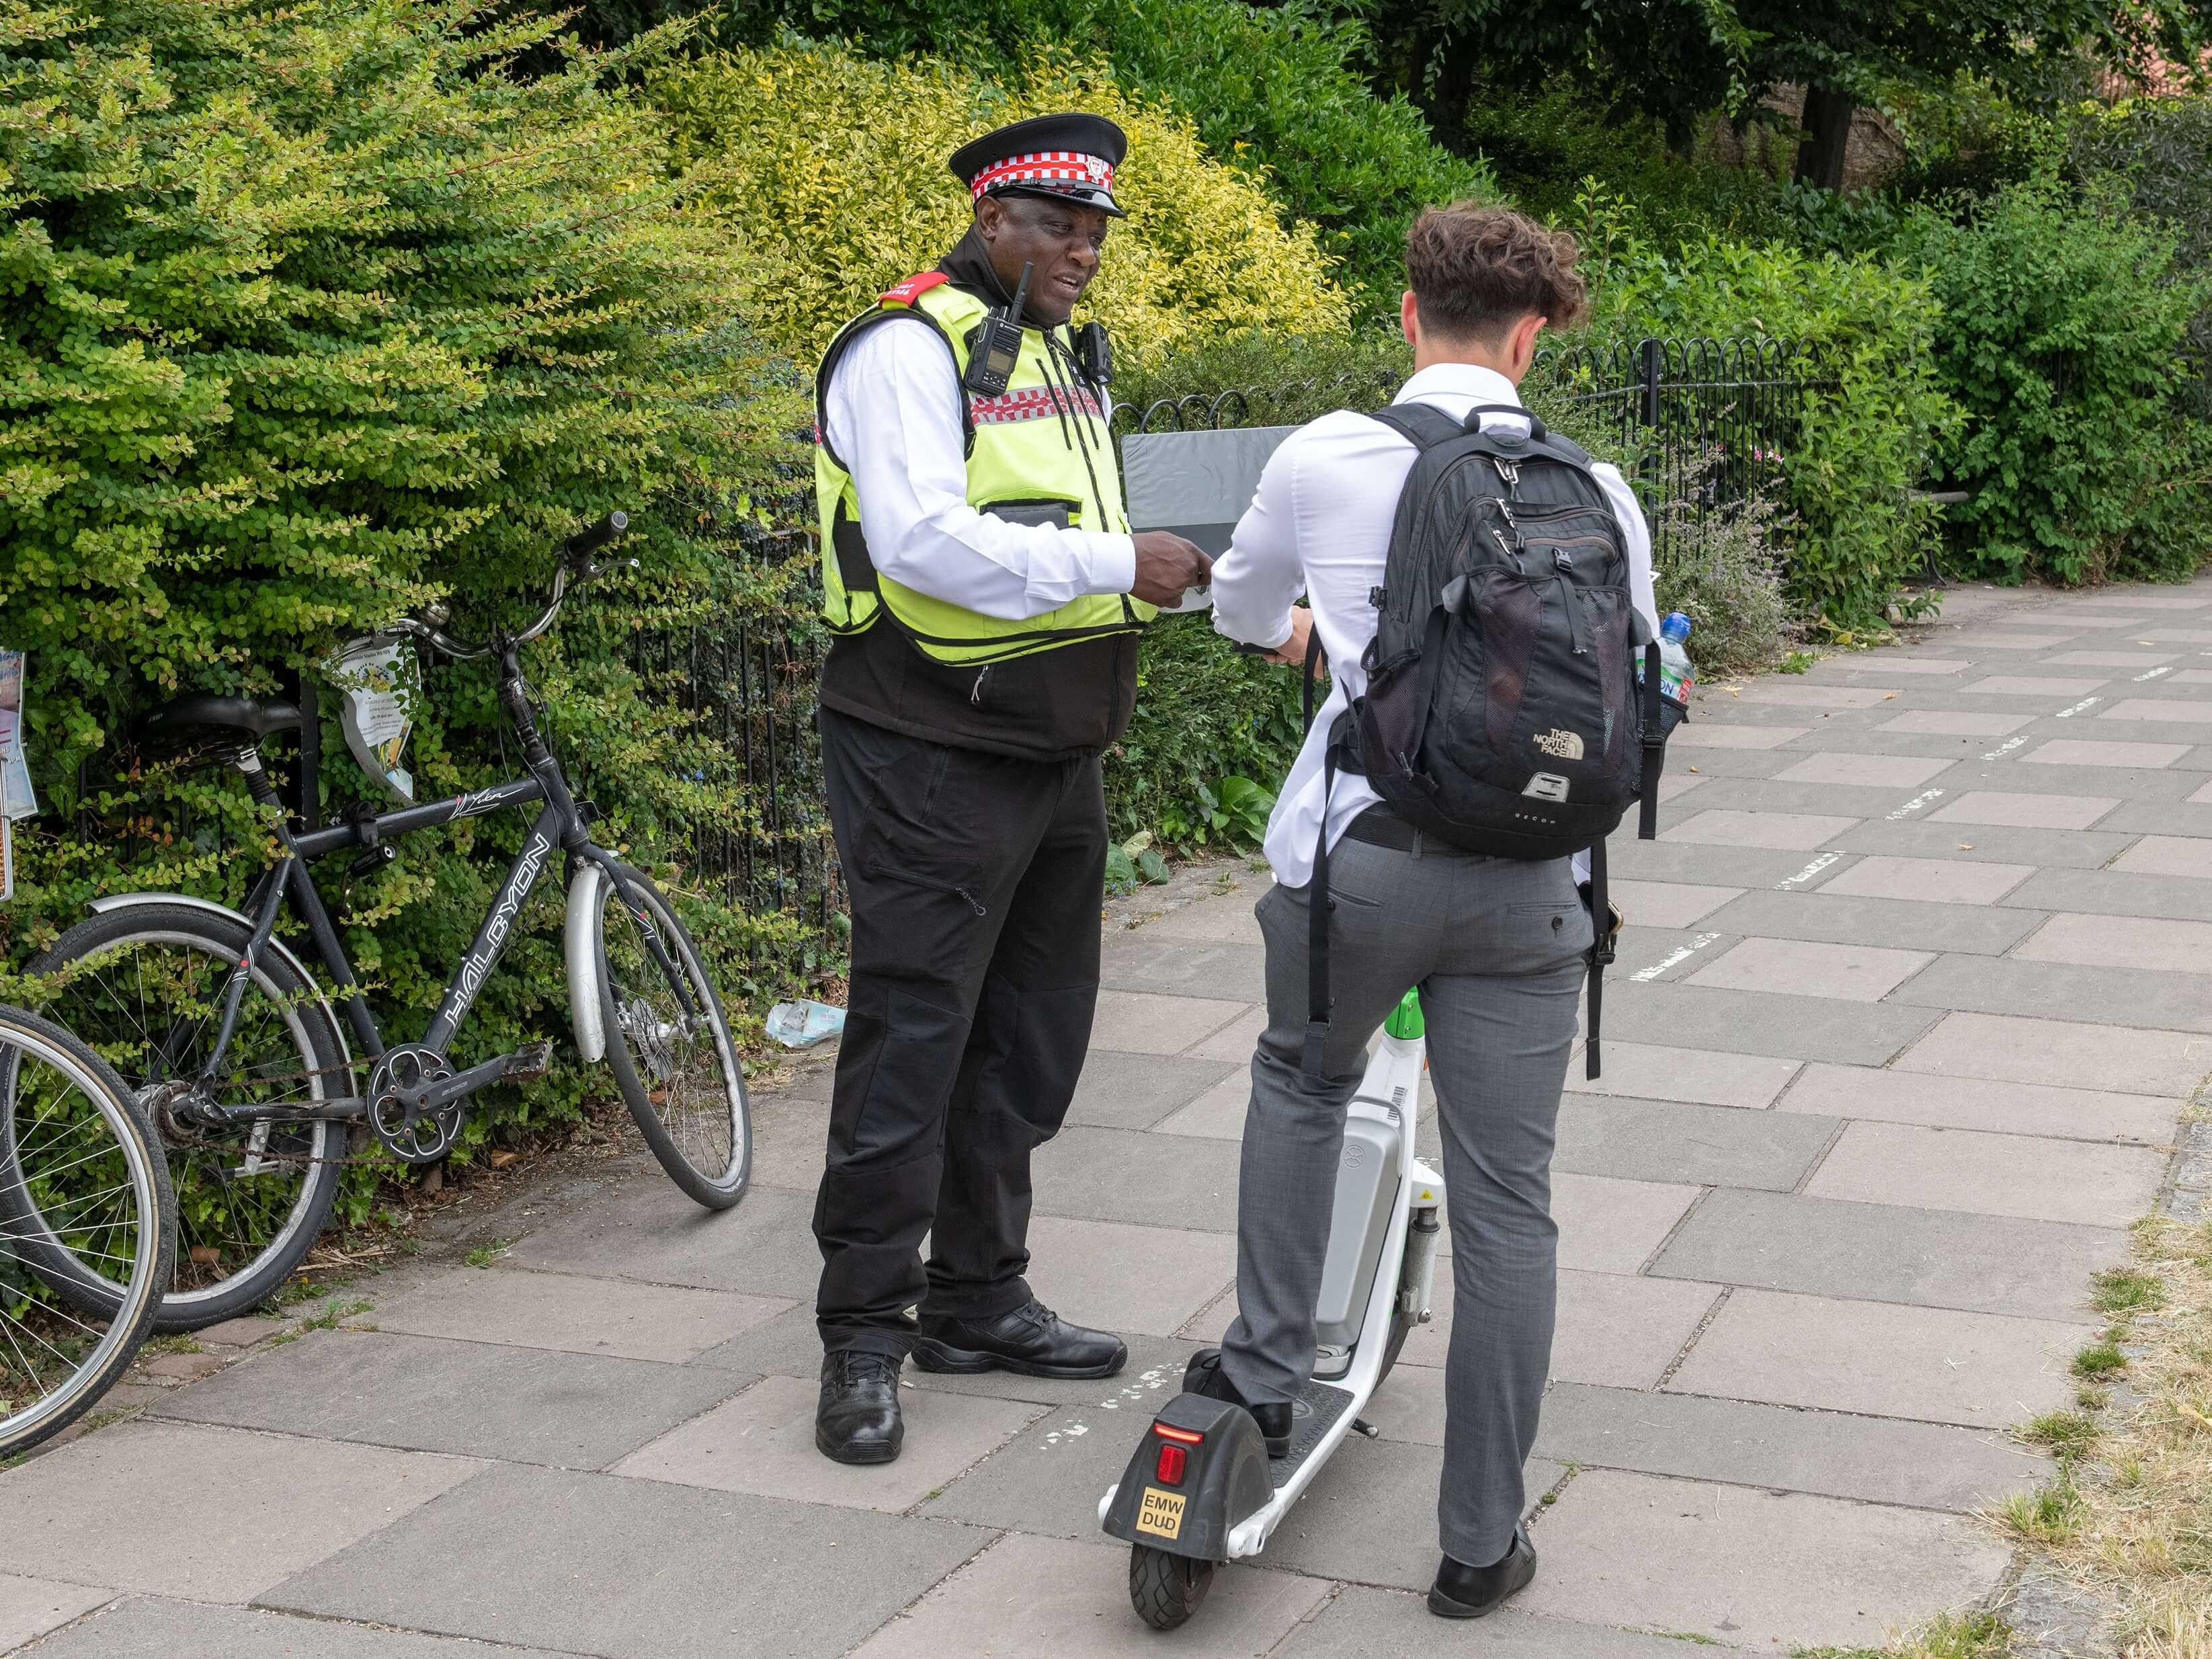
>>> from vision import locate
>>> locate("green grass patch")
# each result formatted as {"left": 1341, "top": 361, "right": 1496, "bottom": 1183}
{"left": 1998, "top": 1479, "right": 2087, "bottom": 1546}
{"left": 2074, "top": 1336, "right": 2128, "bottom": 1379}
{"left": 2021, "top": 1409, "right": 2100, "bottom": 1461}
{"left": 465, "top": 1240, "right": 512, "bottom": 1269}
{"left": 2091, "top": 1268, "right": 2166, "bottom": 1313}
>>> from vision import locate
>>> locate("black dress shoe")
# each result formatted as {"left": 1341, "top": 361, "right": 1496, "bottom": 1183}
{"left": 1184, "top": 1347, "right": 1293, "bottom": 1459}
{"left": 816, "top": 1350, "right": 903, "bottom": 1465}
{"left": 1429, "top": 1527, "right": 1538, "bottom": 1618}
{"left": 911, "top": 1300, "right": 1127, "bottom": 1379}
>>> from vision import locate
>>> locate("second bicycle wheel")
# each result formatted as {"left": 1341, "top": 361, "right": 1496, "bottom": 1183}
{"left": 0, "top": 1004, "right": 173, "bottom": 1457}
{"left": 21, "top": 904, "right": 349, "bottom": 1330}
{"left": 593, "top": 864, "right": 749, "bottom": 1210}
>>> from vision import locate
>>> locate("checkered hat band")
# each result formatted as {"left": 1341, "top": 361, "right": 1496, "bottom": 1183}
{"left": 971, "top": 151, "right": 1113, "bottom": 199}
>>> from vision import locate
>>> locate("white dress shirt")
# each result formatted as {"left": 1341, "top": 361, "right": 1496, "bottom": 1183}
{"left": 823, "top": 316, "right": 1137, "bottom": 620}
{"left": 1210, "top": 362, "right": 1660, "bottom": 887}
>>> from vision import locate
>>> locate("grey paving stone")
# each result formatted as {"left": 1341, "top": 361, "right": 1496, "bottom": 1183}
{"left": 2008, "top": 871, "right": 2212, "bottom": 924}
{"left": 1944, "top": 633, "right": 2072, "bottom": 651}
{"left": 613, "top": 1372, "right": 1039, "bottom": 1512}
{"left": 922, "top": 1401, "right": 1161, "bottom": 1542}
{"left": 1898, "top": 1009, "right": 2212, "bottom": 1095}
{"left": 2024, "top": 738, "right": 2190, "bottom": 768}
{"left": 1032, "top": 1127, "right": 1241, "bottom": 1229}
{"left": 743, "top": 1086, "right": 830, "bottom": 1190}
{"left": 370, "top": 1266, "right": 792, "bottom": 1364}
{"left": 1536, "top": 1381, "right": 2045, "bottom": 1511}
{"left": 1597, "top": 981, "right": 1940, "bottom": 1065}
{"left": 1090, "top": 989, "right": 1253, "bottom": 1055}
{"left": 1887, "top": 952, "right": 2212, "bottom": 1035}
{"left": 1776, "top": 1062, "right": 2181, "bottom": 1145}
{"left": 1565, "top": 1040, "right": 1801, "bottom": 1108}
{"left": 1662, "top": 809, "right": 1862, "bottom": 850}
{"left": 1135, "top": 892, "right": 1268, "bottom": 944}
{"left": 1098, "top": 938, "right": 1267, "bottom": 1002}
{"left": 0, "top": 1575, "right": 109, "bottom": 1652}
{"left": 1021, "top": 1215, "right": 1237, "bottom": 1338}
{"left": 1515, "top": 1469, "right": 2014, "bottom": 1650}
{"left": 1606, "top": 840, "right": 1847, "bottom": 889}
{"left": 1807, "top": 1120, "right": 2166, "bottom": 1228}
{"left": 1552, "top": 1174, "right": 1703, "bottom": 1274}
{"left": 1774, "top": 752, "right": 1954, "bottom": 787}
{"left": 2017, "top": 909, "right": 2212, "bottom": 975}
{"left": 1669, "top": 722, "right": 1810, "bottom": 750}
{"left": 2074, "top": 592, "right": 2212, "bottom": 610}
{"left": 1555, "top": 1095, "right": 1837, "bottom": 1190}
{"left": 152, "top": 1329, "right": 744, "bottom": 1469}
{"left": 1958, "top": 675, "right": 2108, "bottom": 696}
{"left": 1184, "top": 1004, "right": 1268, "bottom": 1061}
{"left": 1647, "top": 1188, "right": 2122, "bottom": 1320}
{"left": 1834, "top": 817, "right": 2137, "bottom": 868}
{"left": 1547, "top": 1270, "right": 1723, "bottom": 1391}
{"left": 1066, "top": 1050, "right": 1239, "bottom": 1131}
{"left": 511, "top": 1178, "right": 822, "bottom": 1297}
{"left": 18, "top": 1600, "right": 550, "bottom": 1659}
{"left": 1666, "top": 1288, "right": 2081, "bottom": 1428}
{"left": 1819, "top": 852, "right": 2034, "bottom": 905}
{"left": 1270, "top": 1587, "right": 1708, "bottom": 1659}
{"left": 1686, "top": 936, "right": 1933, "bottom": 1002}
{"left": 1153, "top": 1068, "right": 1250, "bottom": 1139}
{"left": 262, "top": 1463, "right": 985, "bottom": 1659}
{"left": 1881, "top": 709, "right": 2033, "bottom": 736}
{"left": 1734, "top": 682, "right": 1901, "bottom": 709}
{"left": 1696, "top": 889, "right": 2046, "bottom": 957}
{"left": 1609, "top": 879, "right": 1743, "bottom": 928}
{"left": 1930, "top": 789, "right": 2121, "bottom": 829}
{"left": 0, "top": 1420, "right": 482, "bottom": 1601}
{"left": 847, "top": 1531, "right": 1331, "bottom": 1659}
{"left": 2111, "top": 800, "right": 2212, "bottom": 838}
{"left": 2114, "top": 834, "right": 2212, "bottom": 879}
{"left": 1657, "top": 773, "right": 1942, "bottom": 822}
{"left": 2100, "top": 698, "right": 2212, "bottom": 724}
{"left": 2047, "top": 650, "right": 2179, "bottom": 666}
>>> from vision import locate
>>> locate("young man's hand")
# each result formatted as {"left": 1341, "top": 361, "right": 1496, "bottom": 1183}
{"left": 1265, "top": 605, "right": 1325, "bottom": 675}
{"left": 1131, "top": 532, "right": 1213, "bottom": 608}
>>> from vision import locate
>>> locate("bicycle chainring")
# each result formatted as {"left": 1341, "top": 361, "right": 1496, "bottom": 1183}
{"left": 367, "top": 1045, "right": 465, "bottom": 1165}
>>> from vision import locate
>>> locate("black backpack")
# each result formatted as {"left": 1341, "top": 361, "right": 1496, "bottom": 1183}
{"left": 1301, "top": 403, "right": 1683, "bottom": 1082}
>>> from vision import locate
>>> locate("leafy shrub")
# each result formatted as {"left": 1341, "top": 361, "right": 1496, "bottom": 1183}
{"left": 0, "top": 0, "right": 784, "bottom": 1194}
{"left": 653, "top": 42, "right": 1353, "bottom": 367}
{"left": 1649, "top": 489, "right": 1799, "bottom": 678}
{"left": 2074, "top": 95, "right": 2212, "bottom": 417}
{"left": 1114, "top": 328, "right": 1411, "bottom": 429}
{"left": 1897, "top": 176, "right": 2208, "bottom": 583}
{"left": 684, "top": 0, "right": 1494, "bottom": 313}
{"left": 1584, "top": 226, "right": 1956, "bottom": 630}
{"left": 1108, "top": 618, "right": 1306, "bottom": 846}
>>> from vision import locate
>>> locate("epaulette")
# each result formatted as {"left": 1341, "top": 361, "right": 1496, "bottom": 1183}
{"left": 879, "top": 272, "right": 949, "bottom": 308}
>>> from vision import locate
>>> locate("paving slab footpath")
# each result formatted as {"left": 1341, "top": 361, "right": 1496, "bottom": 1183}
{"left": 10, "top": 579, "right": 2212, "bottom": 1655}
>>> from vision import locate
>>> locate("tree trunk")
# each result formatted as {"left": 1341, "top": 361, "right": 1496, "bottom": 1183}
{"left": 1793, "top": 87, "right": 1854, "bottom": 193}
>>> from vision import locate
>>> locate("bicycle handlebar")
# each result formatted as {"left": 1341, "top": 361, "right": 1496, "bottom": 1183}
{"left": 397, "top": 512, "right": 632, "bottom": 659}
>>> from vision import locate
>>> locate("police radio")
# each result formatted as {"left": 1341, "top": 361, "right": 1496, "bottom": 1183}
{"left": 961, "top": 261, "right": 1032, "bottom": 398}
{"left": 1073, "top": 320, "right": 1112, "bottom": 388}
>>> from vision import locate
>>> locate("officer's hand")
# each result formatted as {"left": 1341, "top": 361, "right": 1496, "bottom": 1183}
{"left": 1131, "top": 532, "right": 1213, "bottom": 609}
{"left": 1264, "top": 606, "right": 1325, "bottom": 674}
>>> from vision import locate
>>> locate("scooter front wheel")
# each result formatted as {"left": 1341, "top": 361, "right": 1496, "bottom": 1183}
{"left": 1129, "top": 1545, "right": 1215, "bottom": 1630}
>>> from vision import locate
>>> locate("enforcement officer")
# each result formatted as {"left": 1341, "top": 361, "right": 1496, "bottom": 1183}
{"left": 809, "top": 114, "right": 1213, "bottom": 1465}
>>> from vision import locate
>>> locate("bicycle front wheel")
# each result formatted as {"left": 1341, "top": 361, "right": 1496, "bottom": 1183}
{"left": 0, "top": 1005, "right": 173, "bottom": 1457}
{"left": 20, "top": 905, "right": 348, "bottom": 1330}
{"left": 593, "top": 864, "right": 749, "bottom": 1210}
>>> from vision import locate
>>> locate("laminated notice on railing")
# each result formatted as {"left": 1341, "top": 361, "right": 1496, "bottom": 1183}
{"left": 327, "top": 634, "right": 419, "bottom": 804}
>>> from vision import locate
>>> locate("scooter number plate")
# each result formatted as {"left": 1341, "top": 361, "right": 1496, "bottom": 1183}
{"left": 1135, "top": 1488, "right": 1186, "bottom": 1540}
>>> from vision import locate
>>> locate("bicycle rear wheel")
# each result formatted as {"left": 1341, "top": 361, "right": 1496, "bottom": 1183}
{"left": 17, "top": 905, "right": 347, "bottom": 1330}
{"left": 0, "top": 1005, "right": 173, "bottom": 1457}
{"left": 593, "top": 864, "right": 749, "bottom": 1210}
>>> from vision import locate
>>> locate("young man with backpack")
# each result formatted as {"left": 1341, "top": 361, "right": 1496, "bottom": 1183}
{"left": 1196, "top": 203, "right": 1662, "bottom": 1618}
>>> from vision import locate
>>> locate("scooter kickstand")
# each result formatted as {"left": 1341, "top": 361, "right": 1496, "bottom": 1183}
{"left": 1350, "top": 1418, "right": 1381, "bottom": 1440}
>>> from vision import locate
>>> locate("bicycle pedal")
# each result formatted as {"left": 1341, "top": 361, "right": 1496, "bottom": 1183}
{"left": 503, "top": 1040, "right": 555, "bottom": 1081}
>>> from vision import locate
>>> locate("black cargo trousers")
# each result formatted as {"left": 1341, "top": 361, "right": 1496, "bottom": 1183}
{"left": 813, "top": 706, "right": 1108, "bottom": 1357}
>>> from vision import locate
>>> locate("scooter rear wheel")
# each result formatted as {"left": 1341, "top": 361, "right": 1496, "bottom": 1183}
{"left": 1129, "top": 1545, "right": 1215, "bottom": 1630}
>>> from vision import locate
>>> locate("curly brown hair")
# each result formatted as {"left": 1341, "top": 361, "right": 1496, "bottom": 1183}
{"left": 1405, "top": 202, "right": 1588, "bottom": 343}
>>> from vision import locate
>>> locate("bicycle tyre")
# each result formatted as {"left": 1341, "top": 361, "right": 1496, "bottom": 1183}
{"left": 13, "top": 905, "right": 348, "bottom": 1330}
{"left": 0, "top": 1004, "right": 174, "bottom": 1457}
{"left": 593, "top": 864, "right": 749, "bottom": 1210}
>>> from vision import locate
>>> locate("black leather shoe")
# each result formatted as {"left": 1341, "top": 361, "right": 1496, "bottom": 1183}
{"left": 1428, "top": 1527, "right": 1538, "bottom": 1618}
{"left": 816, "top": 1350, "right": 903, "bottom": 1465}
{"left": 1184, "top": 1347, "right": 1293, "bottom": 1459}
{"left": 911, "top": 1301, "right": 1127, "bottom": 1379}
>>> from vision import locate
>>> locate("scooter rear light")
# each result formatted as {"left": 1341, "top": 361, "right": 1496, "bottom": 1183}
{"left": 1152, "top": 1422, "right": 1205, "bottom": 1446}
{"left": 1155, "top": 1443, "right": 1187, "bottom": 1485}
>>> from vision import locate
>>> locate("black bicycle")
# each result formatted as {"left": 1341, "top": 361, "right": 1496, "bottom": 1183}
{"left": 19, "top": 514, "right": 749, "bottom": 1330}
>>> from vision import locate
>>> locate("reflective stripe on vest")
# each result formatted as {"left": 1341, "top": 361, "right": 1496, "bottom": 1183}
{"left": 814, "top": 281, "right": 1153, "bottom": 665}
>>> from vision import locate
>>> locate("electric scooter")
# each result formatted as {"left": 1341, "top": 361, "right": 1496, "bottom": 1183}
{"left": 1099, "top": 987, "right": 1444, "bottom": 1630}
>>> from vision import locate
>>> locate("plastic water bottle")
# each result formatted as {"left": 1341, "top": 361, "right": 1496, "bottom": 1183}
{"left": 1653, "top": 611, "right": 1695, "bottom": 704}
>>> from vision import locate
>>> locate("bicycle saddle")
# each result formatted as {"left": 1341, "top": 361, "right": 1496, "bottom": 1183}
{"left": 137, "top": 694, "right": 304, "bottom": 762}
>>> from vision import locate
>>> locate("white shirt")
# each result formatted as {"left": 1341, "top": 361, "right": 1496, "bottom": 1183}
{"left": 823, "top": 315, "right": 1137, "bottom": 620}
{"left": 1209, "top": 362, "right": 1660, "bottom": 887}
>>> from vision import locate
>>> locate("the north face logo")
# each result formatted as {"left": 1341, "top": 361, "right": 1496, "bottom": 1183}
{"left": 1532, "top": 729, "right": 1586, "bottom": 760}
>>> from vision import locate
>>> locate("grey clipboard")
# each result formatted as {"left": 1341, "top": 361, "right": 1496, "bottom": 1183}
{"left": 1120, "top": 426, "right": 1298, "bottom": 555}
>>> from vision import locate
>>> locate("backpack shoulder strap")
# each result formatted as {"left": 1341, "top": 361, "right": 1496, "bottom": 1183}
{"left": 1368, "top": 404, "right": 1466, "bottom": 451}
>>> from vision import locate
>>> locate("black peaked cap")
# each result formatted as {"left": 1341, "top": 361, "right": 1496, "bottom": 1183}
{"left": 949, "top": 112, "right": 1129, "bottom": 218}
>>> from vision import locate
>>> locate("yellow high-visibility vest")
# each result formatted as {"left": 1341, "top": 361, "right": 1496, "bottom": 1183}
{"left": 814, "top": 273, "right": 1153, "bottom": 665}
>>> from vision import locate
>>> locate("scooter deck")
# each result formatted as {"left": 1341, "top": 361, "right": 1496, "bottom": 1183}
{"left": 1272, "top": 1379, "right": 1356, "bottom": 1488}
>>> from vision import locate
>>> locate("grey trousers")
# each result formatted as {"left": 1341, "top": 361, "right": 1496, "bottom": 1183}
{"left": 1219, "top": 832, "right": 1591, "bottom": 1566}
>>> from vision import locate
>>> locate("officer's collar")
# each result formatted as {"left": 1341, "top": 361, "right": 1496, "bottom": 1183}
{"left": 937, "top": 225, "right": 1063, "bottom": 333}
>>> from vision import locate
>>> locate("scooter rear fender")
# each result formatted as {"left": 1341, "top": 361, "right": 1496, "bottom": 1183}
{"left": 1100, "top": 1393, "right": 1270, "bottom": 1562}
